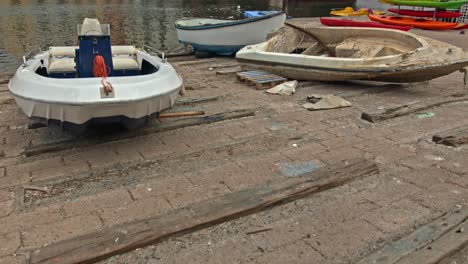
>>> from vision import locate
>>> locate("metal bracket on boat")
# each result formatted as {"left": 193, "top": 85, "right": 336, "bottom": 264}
{"left": 141, "top": 45, "right": 166, "bottom": 62}
{"left": 22, "top": 47, "right": 43, "bottom": 66}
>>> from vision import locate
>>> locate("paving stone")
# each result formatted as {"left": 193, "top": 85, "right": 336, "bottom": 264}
{"left": 410, "top": 183, "right": 468, "bottom": 212}
{"left": 63, "top": 188, "right": 133, "bottom": 217}
{"left": 0, "top": 205, "right": 62, "bottom": 235}
{"left": 100, "top": 196, "right": 172, "bottom": 227}
{"left": 363, "top": 198, "right": 435, "bottom": 235}
{"left": 0, "top": 256, "right": 20, "bottom": 264}
{"left": 0, "top": 199, "right": 14, "bottom": 218}
{"left": 129, "top": 175, "right": 193, "bottom": 201}
{"left": 280, "top": 142, "right": 326, "bottom": 162}
{"left": 0, "top": 232, "right": 20, "bottom": 257}
{"left": 255, "top": 240, "right": 325, "bottom": 264}
{"left": 22, "top": 214, "right": 102, "bottom": 247}
{"left": 310, "top": 219, "right": 385, "bottom": 262}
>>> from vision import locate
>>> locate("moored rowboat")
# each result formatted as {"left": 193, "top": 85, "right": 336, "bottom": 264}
{"left": 320, "top": 17, "right": 412, "bottom": 31}
{"left": 236, "top": 22, "right": 468, "bottom": 83}
{"left": 175, "top": 12, "right": 286, "bottom": 56}
{"left": 368, "top": 14, "right": 458, "bottom": 30}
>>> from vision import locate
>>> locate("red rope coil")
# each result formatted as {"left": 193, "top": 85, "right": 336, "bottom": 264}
{"left": 93, "top": 55, "right": 113, "bottom": 95}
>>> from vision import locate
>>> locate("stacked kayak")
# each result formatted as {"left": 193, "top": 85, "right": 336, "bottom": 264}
{"left": 387, "top": 8, "right": 461, "bottom": 18}
{"left": 381, "top": 0, "right": 468, "bottom": 9}
{"left": 320, "top": 17, "right": 412, "bottom": 31}
{"left": 369, "top": 14, "right": 459, "bottom": 30}
{"left": 330, "top": 7, "right": 384, "bottom": 16}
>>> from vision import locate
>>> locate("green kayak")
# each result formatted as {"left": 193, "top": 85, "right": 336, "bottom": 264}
{"left": 382, "top": 0, "right": 468, "bottom": 9}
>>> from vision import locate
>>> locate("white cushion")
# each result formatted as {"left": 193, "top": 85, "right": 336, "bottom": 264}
{"left": 113, "top": 57, "right": 139, "bottom": 70}
{"left": 49, "top": 58, "right": 76, "bottom": 73}
{"left": 49, "top": 46, "right": 78, "bottom": 57}
{"left": 112, "top": 46, "right": 136, "bottom": 55}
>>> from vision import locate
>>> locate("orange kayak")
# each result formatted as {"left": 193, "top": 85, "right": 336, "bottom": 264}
{"left": 368, "top": 14, "right": 458, "bottom": 30}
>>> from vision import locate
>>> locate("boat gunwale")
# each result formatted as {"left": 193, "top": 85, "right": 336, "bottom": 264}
{"left": 236, "top": 26, "right": 432, "bottom": 70}
{"left": 237, "top": 56, "right": 468, "bottom": 73}
{"left": 174, "top": 12, "right": 285, "bottom": 31}
{"left": 8, "top": 48, "right": 183, "bottom": 106}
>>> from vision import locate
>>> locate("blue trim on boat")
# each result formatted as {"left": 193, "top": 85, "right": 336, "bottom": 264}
{"left": 243, "top": 10, "right": 279, "bottom": 18}
{"left": 180, "top": 41, "right": 244, "bottom": 56}
{"left": 175, "top": 12, "right": 285, "bottom": 31}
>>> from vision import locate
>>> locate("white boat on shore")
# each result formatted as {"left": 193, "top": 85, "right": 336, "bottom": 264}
{"left": 175, "top": 12, "right": 286, "bottom": 57}
{"left": 9, "top": 18, "right": 183, "bottom": 132}
{"left": 236, "top": 23, "right": 468, "bottom": 83}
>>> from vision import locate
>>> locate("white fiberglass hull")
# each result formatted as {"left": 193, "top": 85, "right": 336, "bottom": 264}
{"left": 175, "top": 13, "right": 286, "bottom": 55}
{"left": 9, "top": 47, "right": 183, "bottom": 125}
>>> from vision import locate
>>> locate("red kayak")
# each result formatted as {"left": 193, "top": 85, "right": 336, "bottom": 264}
{"left": 320, "top": 17, "right": 412, "bottom": 31}
{"left": 388, "top": 8, "right": 461, "bottom": 18}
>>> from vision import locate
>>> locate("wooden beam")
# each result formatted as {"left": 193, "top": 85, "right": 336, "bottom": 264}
{"left": 175, "top": 96, "right": 219, "bottom": 105}
{"left": 24, "top": 158, "right": 378, "bottom": 264}
{"left": 361, "top": 95, "right": 468, "bottom": 123}
{"left": 396, "top": 219, "right": 467, "bottom": 264}
{"left": 433, "top": 125, "right": 468, "bottom": 147}
{"left": 158, "top": 111, "right": 205, "bottom": 118}
{"left": 24, "top": 109, "right": 255, "bottom": 157}
{"left": 356, "top": 209, "right": 468, "bottom": 264}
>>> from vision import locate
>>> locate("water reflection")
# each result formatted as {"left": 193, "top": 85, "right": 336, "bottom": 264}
{"left": 0, "top": 0, "right": 364, "bottom": 74}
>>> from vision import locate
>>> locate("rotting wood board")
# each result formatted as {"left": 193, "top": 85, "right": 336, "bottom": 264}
{"left": 173, "top": 59, "right": 217, "bottom": 67}
{"left": 22, "top": 158, "right": 378, "bottom": 264}
{"left": 433, "top": 125, "right": 468, "bottom": 147}
{"left": 356, "top": 209, "right": 468, "bottom": 264}
{"left": 361, "top": 95, "right": 468, "bottom": 123}
{"left": 396, "top": 218, "right": 467, "bottom": 264}
{"left": 175, "top": 96, "right": 220, "bottom": 105}
{"left": 24, "top": 109, "right": 255, "bottom": 157}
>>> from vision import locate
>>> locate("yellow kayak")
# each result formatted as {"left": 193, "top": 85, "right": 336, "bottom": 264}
{"left": 330, "top": 7, "right": 384, "bottom": 16}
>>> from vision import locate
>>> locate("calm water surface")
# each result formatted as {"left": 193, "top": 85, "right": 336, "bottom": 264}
{"left": 0, "top": 0, "right": 386, "bottom": 74}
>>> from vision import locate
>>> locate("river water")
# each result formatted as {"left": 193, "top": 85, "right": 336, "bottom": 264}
{"left": 0, "top": 0, "right": 385, "bottom": 74}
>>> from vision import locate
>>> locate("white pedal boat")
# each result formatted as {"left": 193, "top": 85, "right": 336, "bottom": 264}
{"left": 8, "top": 18, "right": 183, "bottom": 131}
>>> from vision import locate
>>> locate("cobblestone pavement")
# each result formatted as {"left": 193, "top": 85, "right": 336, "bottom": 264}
{"left": 0, "top": 21, "right": 467, "bottom": 264}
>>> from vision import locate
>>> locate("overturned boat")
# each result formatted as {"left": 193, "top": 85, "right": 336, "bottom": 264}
{"left": 9, "top": 18, "right": 183, "bottom": 131}
{"left": 175, "top": 12, "right": 286, "bottom": 56}
{"left": 236, "top": 23, "right": 468, "bottom": 83}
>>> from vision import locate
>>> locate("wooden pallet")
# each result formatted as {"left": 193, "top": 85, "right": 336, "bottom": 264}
{"left": 236, "top": 70, "right": 287, "bottom": 89}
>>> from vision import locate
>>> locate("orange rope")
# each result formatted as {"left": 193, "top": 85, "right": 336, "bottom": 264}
{"left": 93, "top": 55, "right": 113, "bottom": 95}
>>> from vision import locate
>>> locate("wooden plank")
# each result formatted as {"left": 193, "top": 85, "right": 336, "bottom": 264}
{"left": 175, "top": 96, "right": 219, "bottom": 105}
{"left": 433, "top": 125, "right": 468, "bottom": 147}
{"left": 356, "top": 209, "right": 468, "bottom": 264}
{"left": 173, "top": 59, "right": 217, "bottom": 67}
{"left": 208, "top": 63, "right": 239, "bottom": 69}
{"left": 216, "top": 68, "right": 242, "bottom": 75}
{"left": 25, "top": 158, "right": 378, "bottom": 264}
{"left": 158, "top": 111, "right": 205, "bottom": 118}
{"left": 361, "top": 95, "right": 468, "bottom": 123}
{"left": 24, "top": 109, "right": 255, "bottom": 157}
{"left": 396, "top": 219, "right": 467, "bottom": 264}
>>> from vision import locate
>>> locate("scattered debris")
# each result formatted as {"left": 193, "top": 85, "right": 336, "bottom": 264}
{"left": 302, "top": 94, "right": 351, "bottom": 110}
{"left": 416, "top": 112, "right": 435, "bottom": 119}
{"left": 23, "top": 185, "right": 51, "bottom": 195}
{"left": 361, "top": 95, "right": 468, "bottom": 122}
{"left": 433, "top": 125, "right": 468, "bottom": 147}
{"left": 280, "top": 161, "right": 321, "bottom": 177}
{"left": 245, "top": 228, "right": 273, "bottom": 235}
{"left": 266, "top": 80, "right": 297, "bottom": 95}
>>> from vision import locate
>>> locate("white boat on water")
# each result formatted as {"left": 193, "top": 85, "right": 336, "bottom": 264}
{"left": 175, "top": 12, "right": 286, "bottom": 56}
{"left": 9, "top": 18, "right": 183, "bottom": 132}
